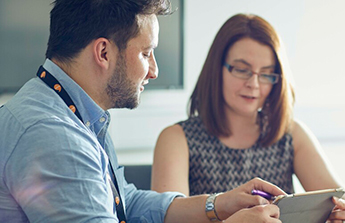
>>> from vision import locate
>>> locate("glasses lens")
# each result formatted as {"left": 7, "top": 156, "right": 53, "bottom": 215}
{"left": 227, "top": 64, "right": 280, "bottom": 84}
{"left": 232, "top": 67, "right": 252, "bottom": 79}
{"left": 259, "top": 74, "right": 279, "bottom": 84}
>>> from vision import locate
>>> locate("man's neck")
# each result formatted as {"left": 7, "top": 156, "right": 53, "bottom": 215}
{"left": 51, "top": 57, "right": 109, "bottom": 111}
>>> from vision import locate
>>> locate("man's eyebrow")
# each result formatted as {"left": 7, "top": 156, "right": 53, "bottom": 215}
{"left": 143, "top": 44, "right": 157, "bottom": 51}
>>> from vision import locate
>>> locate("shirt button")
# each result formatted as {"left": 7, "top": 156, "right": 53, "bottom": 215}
{"left": 99, "top": 117, "right": 106, "bottom": 123}
{"left": 115, "top": 196, "right": 120, "bottom": 205}
{"left": 85, "top": 121, "right": 91, "bottom": 127}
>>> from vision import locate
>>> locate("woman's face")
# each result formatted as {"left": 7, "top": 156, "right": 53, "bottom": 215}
{"left": 222, "top": 37, "right": 275, "bottom": 117}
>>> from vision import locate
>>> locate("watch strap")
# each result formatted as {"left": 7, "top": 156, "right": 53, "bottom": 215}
{"left": 205, "top": 193, "right": 222, "bottom": 222}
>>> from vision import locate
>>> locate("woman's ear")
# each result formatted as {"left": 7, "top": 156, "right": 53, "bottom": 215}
{"left": 93, "top": 38, "right": 118, "bottom": 70}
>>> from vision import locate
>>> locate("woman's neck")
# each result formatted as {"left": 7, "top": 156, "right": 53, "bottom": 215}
{"left": 219, "top": 109, "right": 261, "bottom": 149}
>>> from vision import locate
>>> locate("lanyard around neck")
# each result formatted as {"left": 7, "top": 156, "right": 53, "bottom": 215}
{"left": 37, "top": 66, "right": 83, "bottom": 122}
{"left": 36, "top": 66, "right": 127, "bottom": 222}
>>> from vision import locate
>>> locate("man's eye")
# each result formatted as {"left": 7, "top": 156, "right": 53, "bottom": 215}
{"left": 143, "top": 52, "right": 151, "bottom": 58}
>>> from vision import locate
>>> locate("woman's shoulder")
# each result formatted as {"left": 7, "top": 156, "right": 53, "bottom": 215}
{"left": 155, "top": 123, "right": 189, "bottom": 155}
{"left": 276, "top": 119, "right": 305, "bottom": 142}
{"left": 289, "top": 119, "right": 319, "bottom": 151}
{"left": 158, "top": 122, "right": 186, "bottom": 143}
{"left": 178, "top": 116, "right": 202, "bottom": 125}
{"left": 157, "top": 117, "right": 205, "bottom": 143}
{"left": 290, "top": 119, "right": 311, "bottom": 138}
{"left": 178, "top": 116, "right": 206, "bottom": 131}
{"left": 161, "top": 123, "right": 184, "bottom": 134}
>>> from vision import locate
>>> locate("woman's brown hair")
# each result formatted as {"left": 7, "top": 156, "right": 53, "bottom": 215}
{"left": 188, "top": 13, "right": 295, "bottom": 146}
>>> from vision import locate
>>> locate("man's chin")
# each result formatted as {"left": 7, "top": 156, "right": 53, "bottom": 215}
{"left": 109, "top": 90, "right": 141, "bottom": 109}
{"left": 126, "top": 102, "right": 139, "bottom": 110}
{"left": 123, "top": 96, "right": 141, "bottom": 110}
{"left": 111, "top": 98, "right": 138, "bottom": 110}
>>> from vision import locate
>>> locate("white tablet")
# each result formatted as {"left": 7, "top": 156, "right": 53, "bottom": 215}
{"left": 273, "top": 188, "right": 345, "bottom": 223}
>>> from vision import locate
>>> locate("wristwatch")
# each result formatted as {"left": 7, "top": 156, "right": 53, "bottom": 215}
{"left": 205, "top": 193, "right": 222, "bottom": 222}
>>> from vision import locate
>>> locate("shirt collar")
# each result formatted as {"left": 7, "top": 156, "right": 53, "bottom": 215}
{"left": 42, "top": 59, "right": 108, "bottom": 135}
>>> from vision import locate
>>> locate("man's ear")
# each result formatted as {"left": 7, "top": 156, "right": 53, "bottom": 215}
{"left": 93, "top": 38, "right": 117, "bottom": 70}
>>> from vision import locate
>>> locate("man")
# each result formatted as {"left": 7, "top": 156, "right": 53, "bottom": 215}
{"left": 0, "top": 0, "right": 284, "bottom": 222}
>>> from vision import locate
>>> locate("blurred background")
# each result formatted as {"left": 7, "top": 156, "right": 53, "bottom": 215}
{"left": 1, "top": 0, "right": 345, "bottom": 192}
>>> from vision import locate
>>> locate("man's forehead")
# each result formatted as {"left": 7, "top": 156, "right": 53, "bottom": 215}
{"left": 131, "top": 14, "right": 159, "bottom": 49}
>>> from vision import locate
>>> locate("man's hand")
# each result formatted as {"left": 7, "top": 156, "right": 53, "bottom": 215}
{"left": 224, "top": 204, "right": 281, "bottom": 223}
{"left": 164, "top": 177, "right": 285, "bottom": 223}
{"left": 215, "top": 177, "right": 286, "bottom": 220}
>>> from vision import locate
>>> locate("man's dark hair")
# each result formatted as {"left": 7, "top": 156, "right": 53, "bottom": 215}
{"left": 46, "top": 0, "right": 171, "bottom": 62}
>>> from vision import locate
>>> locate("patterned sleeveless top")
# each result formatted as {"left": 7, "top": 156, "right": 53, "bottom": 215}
{"left": 178, "top": 116, "right": 295, "bottom": 195}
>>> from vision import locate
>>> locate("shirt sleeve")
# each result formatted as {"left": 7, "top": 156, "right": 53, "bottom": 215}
{"left": 4, "top": 118, "right": 118, "bottom": 222}
{"left": 124, "top": 183, "right": 185, "bottom": 223}
{"left": 104, "top": 132, "right": 186, "bottom": 223}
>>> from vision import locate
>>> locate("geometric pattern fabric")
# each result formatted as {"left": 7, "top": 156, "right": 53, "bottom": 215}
{"left": 178, "top": 116, "right": 294, "bottom": 196}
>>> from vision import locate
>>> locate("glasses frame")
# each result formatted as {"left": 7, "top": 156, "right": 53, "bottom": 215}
{"left": 223, "top": 62, "right": 280, "bottom": 84}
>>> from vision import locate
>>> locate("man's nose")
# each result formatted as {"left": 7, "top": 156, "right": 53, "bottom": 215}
{"left": 148, "top": 53, "right": 158, "bottom": 80}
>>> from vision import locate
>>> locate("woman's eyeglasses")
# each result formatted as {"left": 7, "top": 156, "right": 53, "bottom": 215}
{"left": 224, "top": 62, "right": 280, "bottom": 84}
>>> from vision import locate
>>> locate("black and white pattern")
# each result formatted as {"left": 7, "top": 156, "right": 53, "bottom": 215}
{"left": 179, "top": 116, "right": 294, "bottom": 195}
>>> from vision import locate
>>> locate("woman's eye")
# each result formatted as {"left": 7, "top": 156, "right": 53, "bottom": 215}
{"left": 262, "top": 74, "right": 276, "bottom": 81}
{"left": 234, "top": 68, "right": 249, "bottom": 73}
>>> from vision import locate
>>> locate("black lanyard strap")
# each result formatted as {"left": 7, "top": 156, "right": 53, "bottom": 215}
{"left": 36, "top": 66, "right": 127, "bottom": 222}
{"left": 37, "top": 66, "right": 83, "bottom": 121}
{"left": 109, "top": 162, "right": 127, "bottom": 222}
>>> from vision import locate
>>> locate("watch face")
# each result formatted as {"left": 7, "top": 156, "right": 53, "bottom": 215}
{"left": 206, "top": 202, "right": 215, "bottom": 211}
{"left": 206, "top": 194, "right": 217, "bottom": 210}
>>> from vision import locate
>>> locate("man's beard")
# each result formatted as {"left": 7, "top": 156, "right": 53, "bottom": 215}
{"left": 106, "top": 54, "right": 140, "bottom": 109}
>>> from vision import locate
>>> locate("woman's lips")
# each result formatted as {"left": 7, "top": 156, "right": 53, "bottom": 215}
{"left": 241, "top": 95, "right": 258, "bottom": 101}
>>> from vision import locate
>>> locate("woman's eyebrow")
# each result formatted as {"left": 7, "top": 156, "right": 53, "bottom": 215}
{"left": 233, "top": 59, "right": 251, "bottom": 66}
{"left": 261, "top": 65, "right": 275, "bottom": 70}
{"left": 233, "top": 59, "right": 275, "bottom": 69}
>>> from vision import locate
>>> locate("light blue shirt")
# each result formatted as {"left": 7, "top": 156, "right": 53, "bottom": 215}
{"left": 0, "top": 59, "right": 182, "bottom": 222}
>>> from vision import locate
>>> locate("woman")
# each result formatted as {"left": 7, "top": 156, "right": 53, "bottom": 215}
{"left": 151, "top": 13, "right": 345, "bottom": 221}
